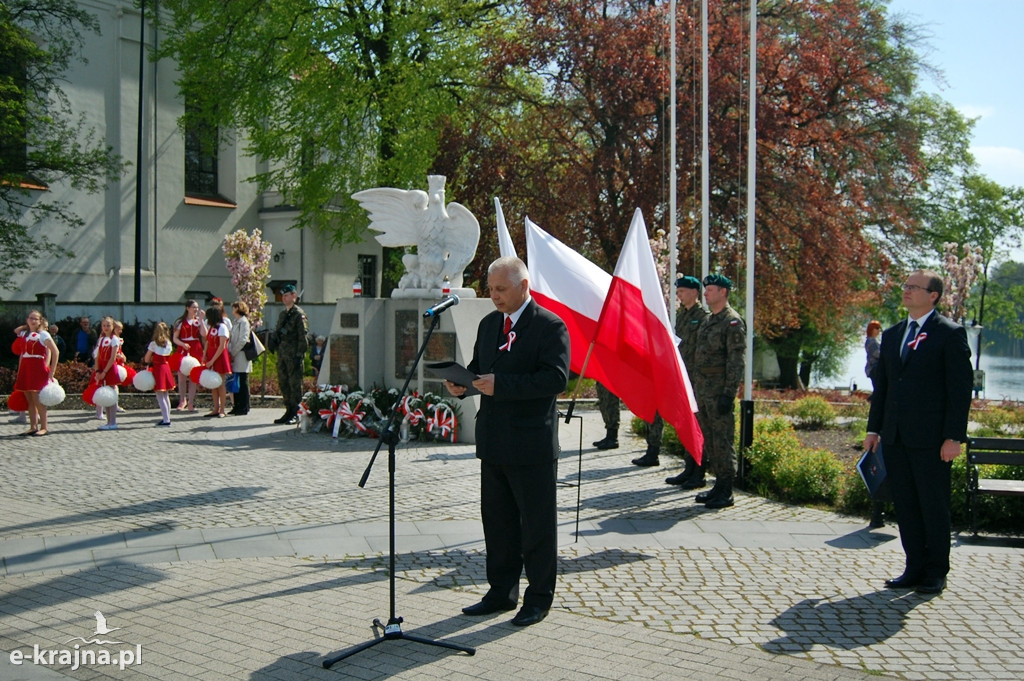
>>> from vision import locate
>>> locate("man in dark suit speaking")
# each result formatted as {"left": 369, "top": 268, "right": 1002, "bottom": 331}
{"left": 445, "top": 256, "right": 570, "bottom": 627}
{"left": 864, "top": 269, "right": 973, "bottom": 595}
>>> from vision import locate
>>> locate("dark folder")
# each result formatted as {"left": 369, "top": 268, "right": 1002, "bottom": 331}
{"left": 425, "top": 361, "right": 480, "bottom": 396}
{"left": 857, "top": 445, "right": 891, "bottom": 501}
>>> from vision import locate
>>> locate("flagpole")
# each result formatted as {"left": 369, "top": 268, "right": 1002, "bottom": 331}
{"left": 563, "top": 342, "right": 597, "bottom": 423}
{"left": 744, "top": 0, "right": 756, "bottom": 402}
{"left": 700, "top": 0, "right": 710, "bottom": 281}
{"left": 669, "top": 0, "right": 678, "bottom": 319}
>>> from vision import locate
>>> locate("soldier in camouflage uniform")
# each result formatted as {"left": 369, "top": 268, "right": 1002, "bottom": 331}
{"left": 593, "top": 382, "right": 620, "bottom": 450}
{"left": 272, "top": 284, "right": 309, "bottom": 424}
{"left": 665, "top": 276, "right": 710, "bottom": 487}
{"left": 691, "top": 274, "right": 745, "bottom": 509}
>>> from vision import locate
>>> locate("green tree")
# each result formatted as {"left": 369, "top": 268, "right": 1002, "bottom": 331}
{"left": 984, "top": 261, "right": 1024, "bottom": 357}
{"left": 154, "top": 0, "right": 505, "bottom": 246}
{"left": 0, "top": 0, "right": 123, "bottom": 292}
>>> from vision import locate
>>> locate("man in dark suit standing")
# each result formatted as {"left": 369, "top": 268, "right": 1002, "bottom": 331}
{"left": 445, "top": 256, "right": 570, "bottom": 627}
{"left": 864, "top": 269, "right": 973, "bottom": 595}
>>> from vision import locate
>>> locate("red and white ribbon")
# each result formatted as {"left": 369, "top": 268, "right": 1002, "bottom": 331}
{"left": 337, "top": 399, "right": 367, "bottom": 436}
{"left": 498, "top": 330, "right": 517, "bottom": 352}
{"left": 907, "top": 332, "right": 928, "bottom": 352}
{"left": 429, "top": 403, "right": 458, "bottom": 442}
{"left": 320, "top": 399, "right": 338, "bottom": 431}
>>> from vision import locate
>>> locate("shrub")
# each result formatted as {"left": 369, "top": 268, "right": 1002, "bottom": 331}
{"left": 773, "top": 447, "right": 844, "bottom": 503}
{"left": 780, "top": 395, "right": 836, "bottom": 430}
{"left": 743, "top": 417, "right": 803, "bottom": 490}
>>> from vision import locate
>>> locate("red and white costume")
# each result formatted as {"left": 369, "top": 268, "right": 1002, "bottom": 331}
{"left": 177, "top": 318, "right": 204, "bottom": 361}
{"left": 14, "top": 330, "right": 52, "bottom": 391}
{"left": 148, "top": 341, "right": 177, "bottom": 391}
{"left": 94, "top": 335, "right": 123, "bottom": 386}
{"left": 204, "top": 322, "right": 233, "bottom": 374}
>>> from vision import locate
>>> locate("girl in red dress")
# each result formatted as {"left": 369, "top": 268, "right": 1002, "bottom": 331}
{"left": 145, "top": 322, "right": 176, "bottom": 426}
{"left": 172, "top": 300, "right": 205, "bottom": 411}
{"left": 93, "top": 316, "right": 122, "bottom": 430}
{"left": 14, "top": 310, "right": 59, "bottom": 436}
{"left": 203, "top": 306, "right": 232, "bottom": 418}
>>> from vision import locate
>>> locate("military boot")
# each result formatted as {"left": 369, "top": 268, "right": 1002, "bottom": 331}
{"left": 593, "top": 429, "right": 619, "bottom": 450}
{"left": 665, "top": 456, "right": 696, "bottom": 485}
{"left": 695, "top": 479, "right": 721, "bottom": 503}
{"left": 631, "top": 446, "right": 660, "bottom": 467}
{"left": 679, "top": 463, "right": 706, "bottom": 490}
{"left": 703, "top": 478, "right": 734, "bottom": 509}
{"left": 274, "top": 409, "right": 295, "bottom": 425}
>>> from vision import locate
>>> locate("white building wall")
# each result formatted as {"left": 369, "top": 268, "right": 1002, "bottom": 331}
{"left": 7, "top": 0, "right": 380, "bottom": 306}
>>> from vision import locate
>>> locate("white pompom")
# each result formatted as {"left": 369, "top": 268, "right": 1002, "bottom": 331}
{"left": 199, "top": 369, "right": 223, "bottom": 389}
{"left": 38, "top": 380, "right": 66, "bottom": 407}
{"left": 115, "top": 365, "right": 128, "bottom": 383}
{"left": 179, "top": 356, "right": 201, "bottom": 374}
{"left": 93, "top": 385, "right": 119, "bottom": 408}
{"left": 133, "top": 370, "right": 156, "bottom": 392}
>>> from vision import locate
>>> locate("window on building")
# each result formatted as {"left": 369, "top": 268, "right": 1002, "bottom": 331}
{"left": 358, "top": 254, "right": 377, "bottom": 298}
{"left": 184, "top": 101, "right": 219, "bottom": 198}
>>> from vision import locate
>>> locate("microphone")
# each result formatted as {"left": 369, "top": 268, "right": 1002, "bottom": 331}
{"left": 423, "top": 294, "right": 460, "bottom": 318}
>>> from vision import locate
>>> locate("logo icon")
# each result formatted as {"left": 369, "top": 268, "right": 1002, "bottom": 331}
{"left": 65, "top": 611, "right": 124, "bottom": 645}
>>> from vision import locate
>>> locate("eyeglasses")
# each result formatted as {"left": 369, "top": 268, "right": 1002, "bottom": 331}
{"left": 901, "top": 283, "right": 933, "bottom": 293}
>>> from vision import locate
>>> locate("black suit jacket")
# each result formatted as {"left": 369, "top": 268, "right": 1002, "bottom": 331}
{"left": 467, "top": 299, "right": 570, "bottom": 466}
{"left": 866, "top": 311, "right": 973, "bottom": 448}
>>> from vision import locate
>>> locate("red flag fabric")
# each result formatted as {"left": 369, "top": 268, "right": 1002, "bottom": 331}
{"left": 592, "top": 209, "right": 704, "bottom": 463}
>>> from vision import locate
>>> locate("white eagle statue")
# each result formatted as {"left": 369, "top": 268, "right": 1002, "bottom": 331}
{"left": 353, "top": 175, "right": 480, "bottom": 298}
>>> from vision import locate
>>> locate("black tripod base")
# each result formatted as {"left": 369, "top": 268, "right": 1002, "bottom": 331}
{"left": 322, "top": 617, "right": 475, "bottom": 668}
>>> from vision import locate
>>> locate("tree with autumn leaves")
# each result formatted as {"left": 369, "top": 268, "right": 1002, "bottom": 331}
{"left": 438, "top": 0, "right": 996, "bottom": 387}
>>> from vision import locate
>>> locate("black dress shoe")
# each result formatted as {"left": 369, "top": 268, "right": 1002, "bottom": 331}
{"left": 915, "top": 577, "right": 946, "bottom": 594}
{"left": 461, "top": 599, "right": 517, "bottom": 616}
{"left": 510, "top": 605, "right": 548, "bottom": 627}
{"left": 884, "top": 573, "right": 922, "bottom": 589}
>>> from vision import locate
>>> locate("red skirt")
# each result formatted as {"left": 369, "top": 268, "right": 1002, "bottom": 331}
{"left": 204, "top": 340, "right": 233, "bottom": 375}
{"left": 151, "top": 354, "right": 176, "bottom": 392}
{"left": 15, "top": 355, "right": 50, "bottom": 392}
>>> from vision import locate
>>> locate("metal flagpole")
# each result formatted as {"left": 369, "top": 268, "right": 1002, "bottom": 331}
{"left": 701, "top": 0, "right": 710, "bottom": 281}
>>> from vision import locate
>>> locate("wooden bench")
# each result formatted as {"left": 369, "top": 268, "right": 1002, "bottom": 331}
{"left": 966, "top": 437, "right": 1024, "bottom": 536}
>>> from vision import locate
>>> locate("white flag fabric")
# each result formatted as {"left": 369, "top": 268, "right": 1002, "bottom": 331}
{"left": 495, "top": 197, "right": 517, "bottom": 259}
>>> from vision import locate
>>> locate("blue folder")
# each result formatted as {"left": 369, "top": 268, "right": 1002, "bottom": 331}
{"left": 857, "top": 445, "right": 890, "bottom": 500}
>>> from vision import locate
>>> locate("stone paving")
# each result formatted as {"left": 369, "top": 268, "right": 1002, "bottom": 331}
{"left": 0, "top": 405, "right": 1022, "bottom": 680}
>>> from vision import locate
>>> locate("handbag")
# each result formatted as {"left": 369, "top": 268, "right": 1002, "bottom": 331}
{"left": 225, "top": 372, "right": 240, "bottom": 394}
{"left": 243, "top": 331, "right": 265, "bottom": 361}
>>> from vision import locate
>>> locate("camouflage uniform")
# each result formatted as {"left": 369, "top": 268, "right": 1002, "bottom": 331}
{"left": 274, "top": 303, "right": 309, "bottom": 417}
{"left": 596, "top": 382, "right": 620, "bottom": 432}
{"left": 692, "top": 304, "right": 745, "bottom": 482}
{"left": 674, "top": 302, "right": 710, "bottom": 464}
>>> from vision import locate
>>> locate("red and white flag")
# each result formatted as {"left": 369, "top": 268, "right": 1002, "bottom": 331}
{"left": 525, "top": 218, "right": 613, "bottom": 383}
{"left": 592, "top": 209, "right": 703, "bottom": 462}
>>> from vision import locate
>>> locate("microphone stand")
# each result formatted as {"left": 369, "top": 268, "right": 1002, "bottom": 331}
{"left": 322, "top": 312, "right": 475, "bottom": 668}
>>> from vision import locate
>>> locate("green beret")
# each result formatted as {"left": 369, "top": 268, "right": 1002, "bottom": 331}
{"left": 675, "top": 276, "right": 702, "bottom": 290}
{"left": 702, "top": 273, "right": 733, "bottom": 290}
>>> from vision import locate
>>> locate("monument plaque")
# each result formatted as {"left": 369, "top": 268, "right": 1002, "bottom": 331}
{"left": 330, "top": 334, "right": 360, "bottom": 387}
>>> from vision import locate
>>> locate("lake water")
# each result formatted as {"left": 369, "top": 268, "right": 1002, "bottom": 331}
{"left": 814, "top": 349, "right": 1024, "bottom": 402}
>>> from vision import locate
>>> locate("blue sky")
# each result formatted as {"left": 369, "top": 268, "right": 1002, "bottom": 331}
{"left": 887, "top": 0, "right": 1024, "bottom": 188}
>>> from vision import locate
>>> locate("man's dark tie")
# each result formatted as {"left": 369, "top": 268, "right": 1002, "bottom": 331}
{"left": 901, "top": 320, "right": 919, "bottom": 363}
{"left": 503, "top": 316, "right": 512, "bottom": 337}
